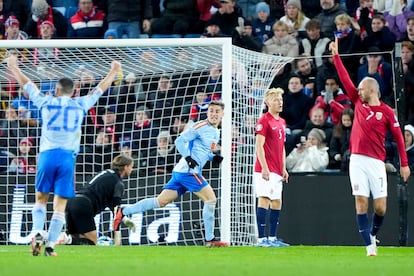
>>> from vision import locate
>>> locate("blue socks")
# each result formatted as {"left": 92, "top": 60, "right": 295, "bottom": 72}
{"left": 256, "top": 207, "right": 267, "bottom": 238}
{"left": 269, "top": 209, "right": 281, "bottom": 238}
{"left": 31, "top": 203, "right": 46, "bottom": 233}
{"left": 357, "top": 213, "right": 371, "bottom": 245}
{"left": 371, "top": 213, "right": 384, "bottom": 236}
{"left": 122, "top": 198, "right": 159, "bottom": 216}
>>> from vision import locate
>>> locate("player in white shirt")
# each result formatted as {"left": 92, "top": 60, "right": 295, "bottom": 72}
{"left": 7, "top": 55, "right": 121, "bottom": 256}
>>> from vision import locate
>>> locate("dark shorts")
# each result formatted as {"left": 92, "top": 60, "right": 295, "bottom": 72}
{"left": 66, "top": 195, "right": 96, "bottom": 235}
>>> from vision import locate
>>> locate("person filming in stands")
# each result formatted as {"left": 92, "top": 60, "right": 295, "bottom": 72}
{"left": 254, "top": 88, "right": 290, "bottom": 247}
{"left": 7, "top": 54, "right": 122, "bottom": 256}
{"left": 331, "top": 38, "right": 410, "bottom": 257}
{"left": 113, "top": 101, "right": 228, "bottom": 247}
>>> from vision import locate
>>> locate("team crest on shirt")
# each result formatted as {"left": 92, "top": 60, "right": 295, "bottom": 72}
{"left": 256, "top": 124, "right": 263, "bottom": 131}
{"left": 375, "top": 112, "right": 383, "bottom": 120}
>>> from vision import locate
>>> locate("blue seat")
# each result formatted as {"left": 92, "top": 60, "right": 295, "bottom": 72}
{"left": 184, "top": 34, "right": 202, "bottom": 38}
{"left": 151, "top": 34, "right": 182, "bottom": 38}
{"left": 65, "top": 6, "right": 78, "bottom": 19}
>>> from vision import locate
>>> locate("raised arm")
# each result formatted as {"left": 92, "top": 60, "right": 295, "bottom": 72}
{"left": 7, "top": 55, "right": 31, "bottom": 86}
{"left": 96, "top": 61, "right": 122, "bottom": 93}
{"left": 330, "top": 39, "right": 359, "bottom": 103}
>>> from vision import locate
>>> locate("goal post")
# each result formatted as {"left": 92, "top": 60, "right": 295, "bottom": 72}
{"left": 0, "top": 38, "right": 292, "bottom": 246}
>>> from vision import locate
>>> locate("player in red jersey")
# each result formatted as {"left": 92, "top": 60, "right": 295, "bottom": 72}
{"left": 254, "top": 88, "right": 290, "bottom": 247}
{"left": 331, "top": 39, "right": 410, "bottom": 256}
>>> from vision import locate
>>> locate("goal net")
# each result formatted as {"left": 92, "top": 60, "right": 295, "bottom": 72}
{"left": 0, "top": 38, "right": 292, "bottom": 246}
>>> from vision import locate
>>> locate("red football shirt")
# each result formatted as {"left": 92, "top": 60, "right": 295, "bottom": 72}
{"left": 254, "top": 112, "right": 286, "bottom": 175}
{"left": 334, "top": 54, "right": 408, "bottom": 166}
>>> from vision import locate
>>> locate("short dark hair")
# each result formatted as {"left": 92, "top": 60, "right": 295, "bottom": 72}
{"left": 57, "top": 78, "right": 74, "bottom": 95}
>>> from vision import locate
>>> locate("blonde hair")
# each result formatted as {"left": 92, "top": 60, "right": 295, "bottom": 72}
{"left": 264, "top": 87, "right": 284, "bottom": 100}
{"left": 272, "top": 21, "right": 289, "bottom": 32}
{"left": 335, "top": 14, "right": 352, "bottom": 25}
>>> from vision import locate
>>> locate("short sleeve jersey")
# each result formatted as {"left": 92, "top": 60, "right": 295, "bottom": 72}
{"left": 254, "top": 112, "right": 286, "bottom": 175}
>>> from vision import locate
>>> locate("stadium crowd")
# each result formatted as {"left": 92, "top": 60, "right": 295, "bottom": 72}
{"left": 1, "top": 0, "right": 414, "bottom": 175}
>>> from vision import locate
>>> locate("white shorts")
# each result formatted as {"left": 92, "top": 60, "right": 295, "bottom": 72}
{"left": 349, "top": 154, "right": 387, "bottom": 199}
{"left": 253, "top": 172, "right": 283, "bottom": 200}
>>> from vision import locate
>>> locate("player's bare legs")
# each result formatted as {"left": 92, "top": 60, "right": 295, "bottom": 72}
{"left": 156, "top": 189, "right": 179, "bottom": 207}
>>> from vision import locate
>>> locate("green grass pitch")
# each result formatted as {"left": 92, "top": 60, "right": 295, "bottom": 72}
{"left": 1, "top": 245, "right": 414, "bottom": 275}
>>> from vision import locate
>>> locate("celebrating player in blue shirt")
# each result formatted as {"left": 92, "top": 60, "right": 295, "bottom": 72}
{"left": 114, "top": 100, "right": 228, "bottom": 247}
{"left": 7, "top": 55, "right": 122, "bottom": 256}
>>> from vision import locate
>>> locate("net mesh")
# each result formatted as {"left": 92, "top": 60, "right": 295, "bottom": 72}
{"left": 0, "top": 40, "right": 292, "bottom": 245}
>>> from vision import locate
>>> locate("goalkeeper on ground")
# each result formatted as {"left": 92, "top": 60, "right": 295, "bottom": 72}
{"left": 62, "top": 154, "right": 136, "bottom": 245}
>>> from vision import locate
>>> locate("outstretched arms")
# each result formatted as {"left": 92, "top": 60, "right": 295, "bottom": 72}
{"left": 96, "top": 61, "right": 122, "bottom": 93}
{"left": 7, "top": 55, "right": 31, "bottom": 86}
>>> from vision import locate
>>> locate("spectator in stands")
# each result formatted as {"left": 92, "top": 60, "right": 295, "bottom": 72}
{"left": 232, "top": 18, "right": 263, "bottom": 52}
{"left": 315, "top": 50, "right": 338, "bottom": 94}
{"left": 11, "top": 87, "right": 40, "bottom": 127}
{"left": 1, "top": 0, "right": 30, "bottom": 31}
{"left": 402, "top": 41, "right": 414, "bottom": 125}
{"left": 140, "top": 130, "right": 177, "bottom": 176}
{"left": 106, "top": 0, "right": 152, "bottom": 38}
{"left": 329, "top": 108, "right": 354, "bottom": 171}
{"left": 0, "top": 106, "right": 37, "bottom": 155}
{"left": 169, "top": 114, "right": 191, "bottom": 144}
{"left": 190, "top": 87, "right": 209, "bottom": 122}
{"left": 33, "top": 21, "right": 60, "bottom": 66}
{"left": 301, "top": 107, "right": 334, "bottom": 146}
{"left": 146, "top": 75, "right": 179, "bottom": 128}
{"left": 334, "top": 13, "right": 362, "bottom": 83}
{"left": 98, "top": 105, "right": 122, "bottom": 149}
{"left": 195, "top": 0, "right": 222, "bottom": 34}
{"left": 301, "top": 0, "right": 322, "bottom": 20}
{"left": 262, "top": 21, "right": 299, "bottom": 58}
{"left": 129, "top": 106, "right": 158, "bottom": 157}
{"left": 295, "top": 55, "right": 317, "bottom": 99}
{"left": 80, "top": 129, "right": 114, "bottom": 173}
{"left": 252, "top": 2, "right": 274, "bottom": 42}
{"left": 401, "top": 40, "right": 414, "bottom": 74}
{"left": 384, "top": 0, "right": 414, "bottom": 42}
{"left": 115, "top": 72, "right": 138, "bottom": 123}
{"left": 280, "top": 74, "right": 314, "bottom": 153}
{"left": 237, "top": 0, "right": 260, "bottom": 20}
{"left": 201, "top": 17, "right": 226, "bottom": 37}
{"left": 362, "top": 13, "right": 396, "bottom": 55}
{"left": 200, "top": 63, "right": 222, "bottom": 100}
{"left": 267, "top": 0, "right": 286, "bottom": 20}
{"left": 315, "top": 0, "right": 347, "bottom": 40}
{"left": 67, "top": 0, "right": 106, "bottom": 38}
{"left": 313, "top": 76, "right": 352, "bottom": 125}
{"left": 357, "top": 46, "right": 393, "bottom": 106}
{"left": 286, "top": 128, "right": 329, "bottom": 172}
{"left": 299, "top": 19, "right": 331, "bottom": 68}
{"left": 279, "top": 0, "right": 310, "bottom": 39}
{"left": 401, "top": 15, "right": 414, "bottom": 43}
{"left": 23, "top": 0, "right": 67, "bottom": 38}
{"left": 3, "top": 15, "right": 28, "bottom": 40}
{"left": 150, "top": 0, "right": 198, "bottom": 36}
{"left": 355, "top": 0, "right": 376, "bottom": 40}
{"left": 208, "top": 0, "right": 243, "bottom": 36}
{"left": 103, "top": 28, "right": 118, "bottom": 39}
{"left": 8, "top": 137, "right": 37, "bottom": 174}
{"left": 404, "top": 124, "right": 414, "bottom": 170}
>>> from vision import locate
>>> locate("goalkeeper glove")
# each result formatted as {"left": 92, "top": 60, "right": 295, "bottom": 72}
{"left": 212, "top": 155, "right": 224, "bottom": 165}
{"left": 185, "top": 156, "right": 199, "bottom": 169}
{"left": 122, "top": 216, "right": 136, "bottom": 232}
